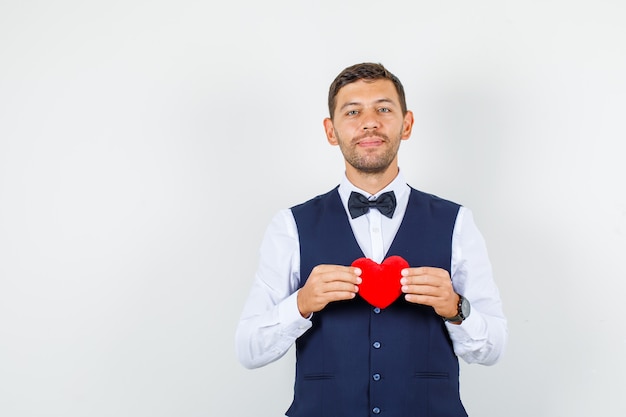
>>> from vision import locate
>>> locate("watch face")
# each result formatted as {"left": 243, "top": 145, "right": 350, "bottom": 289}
{"left": 460, "top": 297, "right": 471, "bottom": 318}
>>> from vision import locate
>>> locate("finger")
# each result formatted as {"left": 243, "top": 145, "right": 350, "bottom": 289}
{"left": 401, "top": 270, "right": 450, "bottom": 286}
{"left": 321, "top": 280, "right": 361, "bottom": 294}
{"left": 326, "top": 290, "right": 360, "bottom": 301}
{"left": 402, "top": 266, "right": 450, "bottom": 276}
{"left": 404, "top": 293, "right": 441, "bottom": 306}
{"left": 401, "top": 266, "right": 429, "bottom": 276}
{"left": 314, "top": 265, "right": 361, "bottom": 279}
{"left": 401, "top": 283, "right": 443, "bottom": 296}
{"left": 319, "top": 268, "right": 362, "bottom": 285}
{"left": 400, "top": 275, "right": 444, "bottom": 287}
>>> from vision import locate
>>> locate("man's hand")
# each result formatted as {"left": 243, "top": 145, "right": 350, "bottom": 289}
{"left": 400, "top": 267, "right": 459, "bottom": 320}
{"left": 297, "top": 265, "right": 362, "bottom": 318}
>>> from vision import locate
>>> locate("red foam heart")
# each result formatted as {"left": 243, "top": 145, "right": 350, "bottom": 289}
{"left": 351, "top": 256, "right": 409, "bottom": 309}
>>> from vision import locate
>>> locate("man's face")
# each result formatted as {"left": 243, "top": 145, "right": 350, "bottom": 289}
{"left": 324, "top": 79, "right": 413, "bottom": 175}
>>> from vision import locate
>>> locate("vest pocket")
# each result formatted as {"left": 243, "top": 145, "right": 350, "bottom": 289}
{"left": 291, "top": 374, "right": 338, "bottom": 416}
{"left": 302, "top": 373, "right": 335, "bottom": 380}
{"left": 408, "top": 372, "right": 466, "bottom": 416}
{"left": 413, "top": 371, "right": 449, "bottom": 379}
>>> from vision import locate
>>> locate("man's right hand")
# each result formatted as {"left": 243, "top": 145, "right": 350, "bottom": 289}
{"left": 297, "top": 265, "right": 362, "bottom": 318}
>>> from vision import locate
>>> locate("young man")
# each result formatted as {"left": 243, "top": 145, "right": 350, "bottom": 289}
{"left": 236, "top": 63, "right": 507, "bottom": 417}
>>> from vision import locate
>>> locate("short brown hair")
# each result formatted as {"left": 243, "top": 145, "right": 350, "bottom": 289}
{"left": 328, "top": 62, "right": 407, "bottom": 119}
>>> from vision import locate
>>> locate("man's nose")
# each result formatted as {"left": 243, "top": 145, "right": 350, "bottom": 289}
{"left": 361, "top": 111, "right": 380, "bottom": 130}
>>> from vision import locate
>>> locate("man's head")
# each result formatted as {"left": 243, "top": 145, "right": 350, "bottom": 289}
{"left": 328, "top": 62, "right": 407, "bottom": 120}
{"left": 323, "top": 63, "right": 414, "bottom": 186}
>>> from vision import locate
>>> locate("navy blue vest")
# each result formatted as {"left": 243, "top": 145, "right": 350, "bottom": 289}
{"left": 287, "top": 187, "right": 466, "bottom": 417}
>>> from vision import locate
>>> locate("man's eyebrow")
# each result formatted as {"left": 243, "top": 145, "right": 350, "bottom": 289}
{"left": 339, "top": 98, "right": 396, "bottom": 111}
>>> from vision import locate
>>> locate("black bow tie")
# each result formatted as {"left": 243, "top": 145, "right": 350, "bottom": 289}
{"left": 348, "top": 191, "right": 397, "bottom": 219}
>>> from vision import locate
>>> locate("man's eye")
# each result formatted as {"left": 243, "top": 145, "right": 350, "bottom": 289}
{"left": 347, "top": 110, "right": 359, "bottom": 116}
{"left": 379, "top": 107, "right": 391, "bottom": 113}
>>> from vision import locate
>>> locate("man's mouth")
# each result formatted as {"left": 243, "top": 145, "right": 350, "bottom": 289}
{"left": 357, "top": 138, "right": 384, "bottom": 147}
{"left": 355, "top": 134, "right": 387, "bottom": 147}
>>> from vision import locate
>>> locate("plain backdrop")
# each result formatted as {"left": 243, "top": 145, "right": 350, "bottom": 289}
{"left": 1, "top": 1, "right": 625, "bottom": 416}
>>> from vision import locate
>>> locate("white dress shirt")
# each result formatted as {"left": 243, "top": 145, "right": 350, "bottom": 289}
{"left": 236, "top": 171, "right": 507, "bottom": 369}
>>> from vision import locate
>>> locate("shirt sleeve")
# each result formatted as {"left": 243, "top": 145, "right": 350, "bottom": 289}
{"left": 235, "top": 209, "right": 312, "bottom": 369}
{"left": 445, "top": 207, "right": 508, "bottom": 365}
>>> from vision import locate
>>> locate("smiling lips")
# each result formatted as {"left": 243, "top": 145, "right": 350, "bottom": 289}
{"left": 355, "top": 134, "right": 387, "bottom": 147}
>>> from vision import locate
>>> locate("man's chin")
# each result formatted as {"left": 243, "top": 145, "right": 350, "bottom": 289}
{"left": 351, "top": 162, "right": 393, "bottom": 175}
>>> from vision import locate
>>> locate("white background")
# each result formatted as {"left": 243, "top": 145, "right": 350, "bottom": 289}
{"left": 1, "top": 1, "right": 625, "bottom": 416}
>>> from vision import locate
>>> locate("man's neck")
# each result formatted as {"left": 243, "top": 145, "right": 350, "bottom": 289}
{"left": 345, "top": 165, "right": 399, "bottom": 195}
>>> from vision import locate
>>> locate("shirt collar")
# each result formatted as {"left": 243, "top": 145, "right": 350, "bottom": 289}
{"left": 338, "top": 169, "right": 410, "bottom": 209}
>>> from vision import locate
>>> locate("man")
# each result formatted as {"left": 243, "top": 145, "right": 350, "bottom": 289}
{"left": 236, "top": 62, "right": 507, "bottom": 417}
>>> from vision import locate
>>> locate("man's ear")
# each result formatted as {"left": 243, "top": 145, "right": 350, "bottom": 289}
{"left": 401, "top": 110, "right": 414, "bottom": 140}
{"left": 323, "top": 118, "right": 338, "bottom": 146}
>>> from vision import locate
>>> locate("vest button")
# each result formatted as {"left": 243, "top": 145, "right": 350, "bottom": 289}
{"left": 373, "top": 307, "right": 381, "bottom": 314}
{"left": 372, "top": 407, "right": 381, "bottom": 414}
{"left": 372, "top": 341, "right": 381, "bottom": 349}
{"left": 372, "top": 373, "right": 381, "bottom": 381}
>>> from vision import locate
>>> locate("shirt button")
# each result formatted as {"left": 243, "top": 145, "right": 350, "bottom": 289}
{"left": 373, "top": 407, "right": 381, "bottom": 414}
{"left": 373, "top": 341, "right": 381, "bottom": 349}
{"left": 373, "top": 307, "right": 381, "bottom": 314}
{"left": 372, "top": 373, "right": 381, "bottom": 381}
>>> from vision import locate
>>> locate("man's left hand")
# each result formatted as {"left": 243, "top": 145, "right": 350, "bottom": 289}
{"left": 400, "top": 267, "right": 459, "bottom": 319}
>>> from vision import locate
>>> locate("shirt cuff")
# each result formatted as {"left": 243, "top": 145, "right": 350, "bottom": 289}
{"left": 277, "top": 290, "right": 313, "bottom": 336}
{"left": 445, "top": 310, "right": 486, "bottom": 341}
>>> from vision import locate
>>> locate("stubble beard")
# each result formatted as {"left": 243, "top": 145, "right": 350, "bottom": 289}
{"left": 337, "top": 131, "right": 402, "bottom": 175}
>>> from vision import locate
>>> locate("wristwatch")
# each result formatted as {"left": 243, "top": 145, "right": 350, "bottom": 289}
{"left": 443, "top": 295, "right": 470, "bottom": 322}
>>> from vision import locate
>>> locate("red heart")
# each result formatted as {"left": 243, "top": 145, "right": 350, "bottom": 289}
{"left": 351, "top": 256, "right": 409, "bottom": 309}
